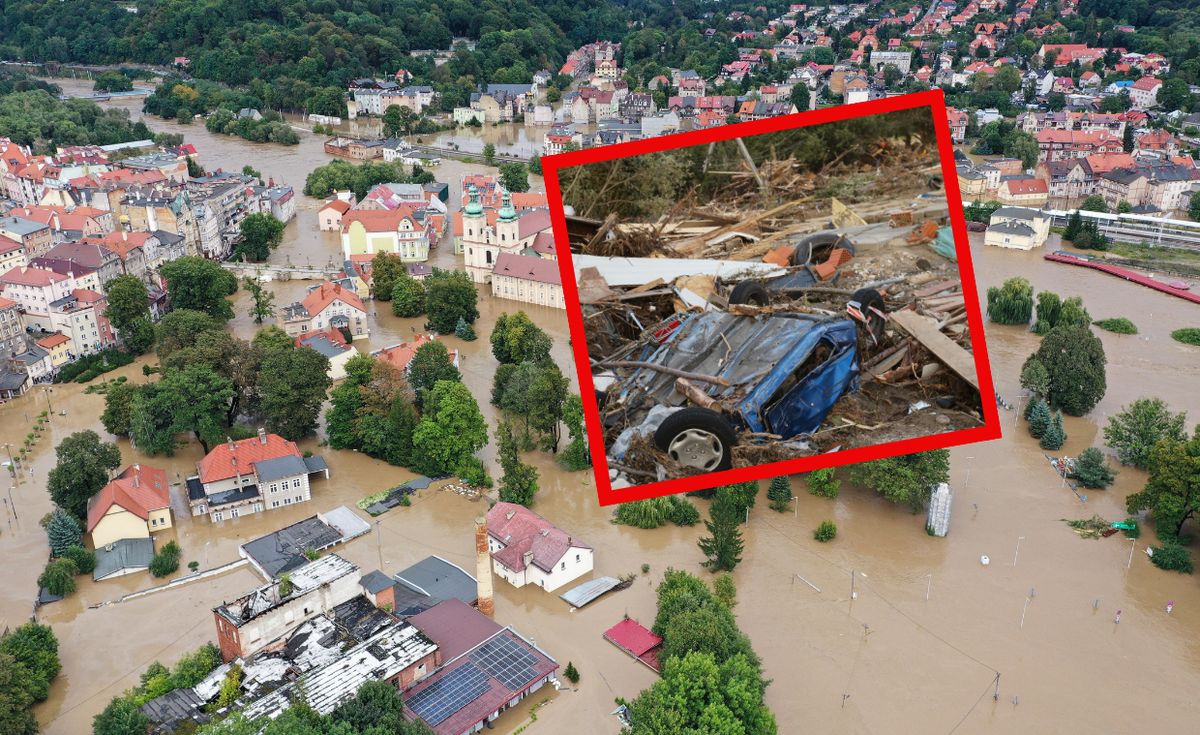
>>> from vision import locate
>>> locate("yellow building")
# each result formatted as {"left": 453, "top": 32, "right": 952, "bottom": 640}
{"left": 35, "top": 332, "right": 71, "bottom": 368}
{"left": 86, "top": 465, "right": 172, "bottom": 549}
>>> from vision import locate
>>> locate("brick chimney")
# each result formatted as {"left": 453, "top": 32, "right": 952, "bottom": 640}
{"left": 475, "top": 516, "right": 494, "bottom": 617}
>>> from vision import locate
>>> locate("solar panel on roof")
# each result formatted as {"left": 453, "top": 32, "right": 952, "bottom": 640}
{"left": 406, "top": 662, "right": 489, "bottom": 727}
{"left": 470, "top": 634, "right": 539, "bottom": 690}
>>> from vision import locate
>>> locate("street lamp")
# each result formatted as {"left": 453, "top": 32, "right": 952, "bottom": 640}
{"left": 44, "top": 386, "right": 54, "bottom": 415}
{"left": 1127, "top": 537, "right": 1137, "bottom": 569}
{"left": 1013, "top": 536, "right": 1025, "bottom": 567}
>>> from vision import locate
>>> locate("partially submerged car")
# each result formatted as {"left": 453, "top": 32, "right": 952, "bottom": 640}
{"left": 600, "top": 308, "right": 864, "bottom": 473}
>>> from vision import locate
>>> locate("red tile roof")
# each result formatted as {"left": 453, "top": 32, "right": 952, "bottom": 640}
{"left": 372, "top": 334, "right": 433, "bottom": 373}
{"left": 486, "top": 502, "right": 589, "bottom": 573}
{"left": 301, "top": 281, "right": 365, "bottom": 317}
{"left": 86, "top": 464, "right": 170, "bottom": 532}
{"left": 320, "top": 199, "right": 351, "bottom": 215}
{"left": 36, "top": 333, "right": 69, "bottom": 349}
{"left": 603, "top": 618, "right": 662, "bottom": 657}
{"left": 492, "top": 252, "right": 560, "bottom": 286}
{"left": 340, "top": 207, "right": 418, "bottom": 233}
{"left": 1002, "top": 178, "right": 1048, "bottom": 195}
{"left": 0, "top": 235, "right": 21, "bottom": 255}
{"left": 1132, "top": 77, "right": 1162, "bottom": 91}
{"left": 197, "top": 433, "right": 302, "bottom": 484}
{"left": 0, "top": 266, "right": 70, "bottom": 287}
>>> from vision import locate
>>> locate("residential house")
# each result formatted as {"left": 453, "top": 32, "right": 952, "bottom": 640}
{"left": 0, "top": 216, "right": 53, "bottom": 259}
{"left": 48, "top": 288, "right": 115, "bottom": 357}
{"left": 485, "top": 502, "right": 593, "bottom": 592}
{"left": 371, "top": 334, "right": 459, "bottom": 375}
{"left": 279, "top": 282, "right": 369, "bottom": 340}
{"left": 1035, "top": 130, "right": 1123, "bottom": 162}
{"left": 0, "top": 296, "right": 24, "bottom": 358}
{"left": 295, "top": 328, "right": 358, "bottom": 381}
{"left": 0, "top": 266, "right": 75, "bottom": 328}
{"left": 1129, "top": 77, "right": 1162, "bottom": 110}
{"left": 319, "top": 198, "right": 352, "bottom": 232}
{"left": 997, "top": 177, "right": 1049, "bottom": 206}
{"left": 33, "top": 241, "right": 124, "bottom": 286}
{"left": 1035, "top": 159, "right": 1090, "bottom": 203}
{"left": 984, "top": 207, "right": 1051, "bottom": 250}
{"left": 11, "top": 343, "right": 53, "bottom": 382}
{"left": 187, "top": 428, "right": 330, "bottom": 522}
{"left": 0, "top": 234, "right": 26, "bottom": 274}
{"left": 946, "top": 107, "right": 968, "bottom": 143}
{"left": 340, "top": 208, "right": 431, "bottom": 261}
{"left": 1097, "top": 168, "right": 1150, "bottom": 210}
{"left": 845, "top": 75, "right": 871, "bottom": 104}
{"left": 35, "top": 333, "right": 70, "bottom": 368}
{"left": 87, "top": 464, "right": 172, "bottom": 549}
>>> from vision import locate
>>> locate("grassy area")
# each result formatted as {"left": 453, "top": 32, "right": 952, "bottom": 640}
{"left": 1171, "top": 328, "right": 1200, "bottom": 346}
{"left": 1093, "top": 317, "right": 1138, "bottom": 334}
{"left": 1105, "top": 241, "right": 1200, "bottom": 265}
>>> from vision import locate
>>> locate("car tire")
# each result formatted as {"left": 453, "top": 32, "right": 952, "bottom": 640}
{"left": 729, "top": 280, "right": 770, "bottom": 306}
{"left": 790, "top": 231, "right": 850, "bottom": 266}
{"left": 654, "top": 407, "right": 736, "bottom": 472}
{"left": 851, "top": 287, "right": 887, "bottom": 341}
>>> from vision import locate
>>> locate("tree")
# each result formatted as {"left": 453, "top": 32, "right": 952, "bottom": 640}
{"left": 994, "top": 64, "right": 1022, "bottom": 93}
{"left": 490, "top": 312, "right": 552, "bottom": 364}
{"left": 499, "top": 162, "right": 529, "bottom": 192}
{"left": 408, "top": 341, "right": 460, "bottom": 398}
{"left": 38, "top": 558, "right": 77, "bottom": 597}
{"left": 136, "top": 364, "right": 235, "bottom": 453}
{"left": 243, "top": 277, "right": 276, "bottom": 323}
{"left": 814, "top": 520, "right": 837, "bottom": 542}
{"left": 528, "top": 154, "right": 542, "bottom": 175}
{"left": 625, "top": 651, "right": 775, "bottom": 735}
{"left": 149, "top": 540, "right": 181, "bottom": 577}
{"left": 412, "top": 381, "right": 488, "bottom": 476}
{"left": 1104, "top": 398, "right": 1188, "bottom": 468}
{"left": 93, "top": 697, "right": 150, "bottom": 735}
{"left": 1159, "top": 78, "right": 1191, "bottom": 112}
{"left": 46, "top": 509, "right": 82, "bottom": 556}
{"left": 105, "top": 275, "right": 153, "bottom": 353}
{"left": 790, "top": 83, "right": 810, "bottom": 111}
{"left": 1034, "top": 324, "right": 1106, "bottom": 415}
{"left": 483, "top": 142, "right": 496, "bottom": 165}
{"left": 1123, "top": 123, "right": 1134, "bottom": 153}
{"left": 0, "top": 624, "right": 59, "bottom": 701}
{"left": 986, "top": 277, "right": 1033, "bottom": 325}
{"left": 849, "top": 450, "right": 951, "bottom": 511}
{"left": 382, "top": 104, "right": 416, "bottom": 137}
{"left": 560, "top": 394, "right": 589, "bottom": 471}
{"left": 160, "top": 257, "right": 238, "bottom": 321}
{"left": 371, "top": 252, "right": 405, "bottom": 301}
{"left": 258, "top": 344, "right": 332, "bottom": 440}
{"left": 1064, "top": 210, "right": 1083, "bottom": 241}
{"left": 1072, "top": 447, "right": 1116, "bottom": 489}
{"left": 1027, "top": 397, "right": 1052, "bottom": 439}
{"left": 713, "top": 573, "right": 737, "bottom": 609}
{"left": 101, "top": 380, "right": 138, "bottom": 437}
{"left": 235, "top": 213, "right": 285, "bottom": 262}
{"left": 564, "top": 661, "right": 580, "bottom": 684}
{"left": 424, "top": 269, "right": 478, "bottom": 333}
{"left": 455, "top": 317, "right": 476, "bottom": 341}
{"left": 1040, "top": 411, "right": 1066, "bottom": 450}
{"left": 767, "top": 476, "right": 791, "bottom": 511}
{"left": 1033, "top": 291, "right": 1061, "bottom": 334}
{"left": 331, "top": 680, "right": 430, "bottom": 734}
{"left": 1190, "top": 191, "right": 1200, "bottom": 222}
{"left": 1020, "top": 356, "right": 1051, "bottom": 399}
{"left": 496, "top": 422, "right": 538, "bottom": 506}
{"left": 1006, "top": 130, "right": 1039, "bottom": 169}
{"left": 1116, "top": 199, "right": 1132, "bottom": 214}
{"left": 0, "top": 650, "right": 37, "bottom": 735}
{"left": 216, "top": 664, "right": 243, "bottom": 709}
{"left": 698, "top": 486, "right": 745, "bottom": 571}
{"left": 1150, "top": 541, "right": 1193, "bottom": 573}
{"left": 155, "top": 309, "right": 220, "bottom": 358}
{"left": 61, "top": 545, "right": 96, "bottom": 574}
{"left": 390, "top": 274, "right": 425, "bottom": 317}
{"left": 1127, "top": 428, "right": 1200, "bottom": 540}
{"left": 47, "top": 430, "right": 121, "bottom": 518}
{"left": 1080, "top": 195, "right": 1108, "bottom": 213}
{"left": 806, "top": 467, "right": 839, "bottom": 498}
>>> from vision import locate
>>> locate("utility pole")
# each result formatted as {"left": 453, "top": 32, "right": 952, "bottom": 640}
{"left": 1127, "top": 538, "right": 1136, "bottom": 569}
{"left": 7, "top": 485, "right": 16, "bottom": 522}
{"left": 926, "top": 573, "right": 932, "bottom": 601}
{"left": 375, "top": 519, "right": 383, "bottom": 570}
{"left": 992, "top": 672, "right": 1001, "bottom": 701}
{"left": 1013, "top": 535, "right": 1025, "bottom": 566}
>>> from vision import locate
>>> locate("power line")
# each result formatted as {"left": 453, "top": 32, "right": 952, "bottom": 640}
{"left": 946, "top": 677, "right": 999, "bottom": 734}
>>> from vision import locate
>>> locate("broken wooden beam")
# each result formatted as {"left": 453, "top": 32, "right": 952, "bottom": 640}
{"left": 601, "top": 360, "right": 732, "bottom": 386}
{"left": 888, "top": 309, "right": 979, "bottom": 390}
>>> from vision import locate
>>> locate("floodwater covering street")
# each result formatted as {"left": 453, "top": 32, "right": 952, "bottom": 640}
{"left": 3, "top": 78, "right": 1198, "bottom": 733}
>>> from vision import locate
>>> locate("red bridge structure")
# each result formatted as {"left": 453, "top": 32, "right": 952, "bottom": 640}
{"left": 1043, "top": 251, "right": 1200, "bottom": 305}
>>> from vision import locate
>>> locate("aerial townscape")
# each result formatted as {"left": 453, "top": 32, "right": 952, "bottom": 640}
{"left": 0, "top": 1, "right": 1198, "bottom": 734}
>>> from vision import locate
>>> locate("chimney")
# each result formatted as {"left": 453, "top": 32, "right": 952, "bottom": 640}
{"left": 522, "top": 550, "right": 534, "bottom": 569}
{"left": 257, "top": 427, "right": 267, "bottom": 445}
{"left": 227, "top": 436, "right": 235, "bottom": 449}
{"left": 474, "top": 516, "right": 494, "bottom": 618}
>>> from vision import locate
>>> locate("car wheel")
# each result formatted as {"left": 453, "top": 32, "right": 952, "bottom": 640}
{"left": 790, "top": 231, "right": 848, "bottom": 266}
{"left": 654, "top": 407, "right": 736, "bottom": 472}
{"left": 851, "top": 287, "right": 887, "bottom": 341}
{"left": 729, "top": 280, "right": 770, "bottom": 306}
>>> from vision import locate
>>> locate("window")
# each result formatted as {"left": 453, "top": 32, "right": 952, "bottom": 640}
{"left": 213, "top": 511, "right": 222, "bottom": 521}
{"left": 295, "top": 496, "right": 303, "bottom": 503}
{"left": 576, "top": 554, "right": 580, "bottom": 562}
{"left": 560, "top": 562, "right": 566, "bottom": 570}
{"left": 292, "top": 478, "right": 301, "bottom": 488}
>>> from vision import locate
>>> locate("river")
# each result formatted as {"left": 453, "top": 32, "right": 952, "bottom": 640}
{"left": 3, "top": 78, "right": 1198, "bottom": 734}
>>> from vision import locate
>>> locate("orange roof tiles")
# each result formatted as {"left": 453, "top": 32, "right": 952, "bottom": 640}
{"left": 197, "top": 433, "right": 302, "bottom": 484}
{"left": 86, "top": 464, "right": 170, "bottom": 532}
{"left": 301, "top": 281, "right": 365, "bottom": 317}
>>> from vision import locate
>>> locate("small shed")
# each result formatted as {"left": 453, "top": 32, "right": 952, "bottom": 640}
{"left": 603, "top": 618, "right": 662, "bottom": 673}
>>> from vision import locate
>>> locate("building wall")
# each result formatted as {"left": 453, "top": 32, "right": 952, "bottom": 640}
{"left": 148, "top": 507, "right": 173, "bottom": 532}
{"left": 984, "top": 229, "right": 1037, "bottom": 250}
{"left": 490, "top": 275, "right": 564, "bottom": 309}
{"left": 0, "top": 304, "right": 26, "bottom": 357}
{"left": 91, "top": 506, "right": 150, "bottom": 549}
{"left": 216, "top": 571, "right": 362, "bottom": 661}
{"left": 490, "top": 544, "right": 593, "bottom": 592}
{"left": 312, "top": 300, "right": 369, "bottom": 339}
{"left": 262, "top": 472, "right": 313, "bottom": 510}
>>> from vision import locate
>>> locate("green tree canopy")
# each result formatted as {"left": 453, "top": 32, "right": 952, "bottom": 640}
{"left": 1126, "top": 427, "right": 1200, "bottom": 540}
{"left": 47, "top": 430, "right": 122, "bottom": 518}
{"left": 1103, "top": 398, "right": 1188, "bottom": 468}
{"left": 258, "top": 344, "right": 332, "bottom": 440}
{"left": 412, "top": 380, "right": 488, "bottom": 476}
{"left": 104, "top": 275, "right": 154, "bottom": 354}
{"left": 160, "top": 257, "right": 239, "bottom": 321}
{"left": 1035, "top": 324, "right": 1107, "bottom": 416}
{"left": 407, "top": 341, "right": 461, "bottom": 399}
{"left": 491, "top": 311, "right": 552, "bottom": 364}
{"left": 424, "top": 269, "right": 479, "bottom": 333}
{"left": 234, "top": 213, "right": 285, "bottom": 262}
{"left": 849, "top": 450, "right": 950, "bottom": 511}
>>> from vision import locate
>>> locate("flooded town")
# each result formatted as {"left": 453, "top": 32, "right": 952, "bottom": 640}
{"left": 1, "top": 2, "right": 1200, "bottom": 734}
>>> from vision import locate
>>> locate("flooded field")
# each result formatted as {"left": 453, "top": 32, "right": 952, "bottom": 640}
{"left": 6, "top": 79, "right": 1199, "bottom": 734}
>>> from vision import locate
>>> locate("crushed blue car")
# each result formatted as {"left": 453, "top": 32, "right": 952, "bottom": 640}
{"left": 601, "top": 308, "right": 864, "bottom": 473}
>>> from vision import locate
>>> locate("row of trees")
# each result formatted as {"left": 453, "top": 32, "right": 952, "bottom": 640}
{"left": 0, "top": 623, "right": 60, "bottom": 735}
{"left": 303, "top": 159, "right": 435, "bottom": 201}
{"left": 0, "top": 89, "right": 155, "bottom": 153}
{"left": 623, "top": 570, "right": 775, "bottom": 733}
{"left": 205, "top": 107, "right": 299, "bottom": 145}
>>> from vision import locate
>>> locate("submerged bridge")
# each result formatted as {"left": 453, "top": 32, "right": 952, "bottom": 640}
{"left": 220, "top": 261, "right": 343, "bottom": 281}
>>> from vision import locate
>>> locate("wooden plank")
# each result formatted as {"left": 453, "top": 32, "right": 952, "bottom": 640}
{"left": 889, "top": 309, "right": 979, "bottom": 390}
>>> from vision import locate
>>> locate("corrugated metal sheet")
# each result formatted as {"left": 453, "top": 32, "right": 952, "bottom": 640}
{"left": 559, "top": 576, "right": 621, "bottom": 608}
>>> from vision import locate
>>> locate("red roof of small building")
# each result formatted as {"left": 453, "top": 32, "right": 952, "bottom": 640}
{"left": 86, "top": 464, "right": 170, "bottom": 532}
{"left": 321, "top": 199, "right": 351, "bottom": 215}
{"left": 0, "top": 266, "right": 70, "bottom": 287}
{"left": 1003, "top": 178, "right": 1048, "bottom": 195}
{"left": 36, "top": 333, "right": 69, "bottom": 349}
{"left": 0, "top": 235, "right": 22, "bottom": 255}
{"left": 372, "top": 334, "right": 433, "bottom": 373}
{"left": 197, "top": 433, "right": 302, "bottom": 484}
{"left": 1132, "top": 77, "right": 1162, "bottom": 91}
{"left": 341, "top": 207, "right": 418, "bottom": 233}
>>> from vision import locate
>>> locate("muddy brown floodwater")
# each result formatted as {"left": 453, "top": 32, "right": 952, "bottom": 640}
{"left": 4, "top": 79, "right": 1198, "bottom": 734}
